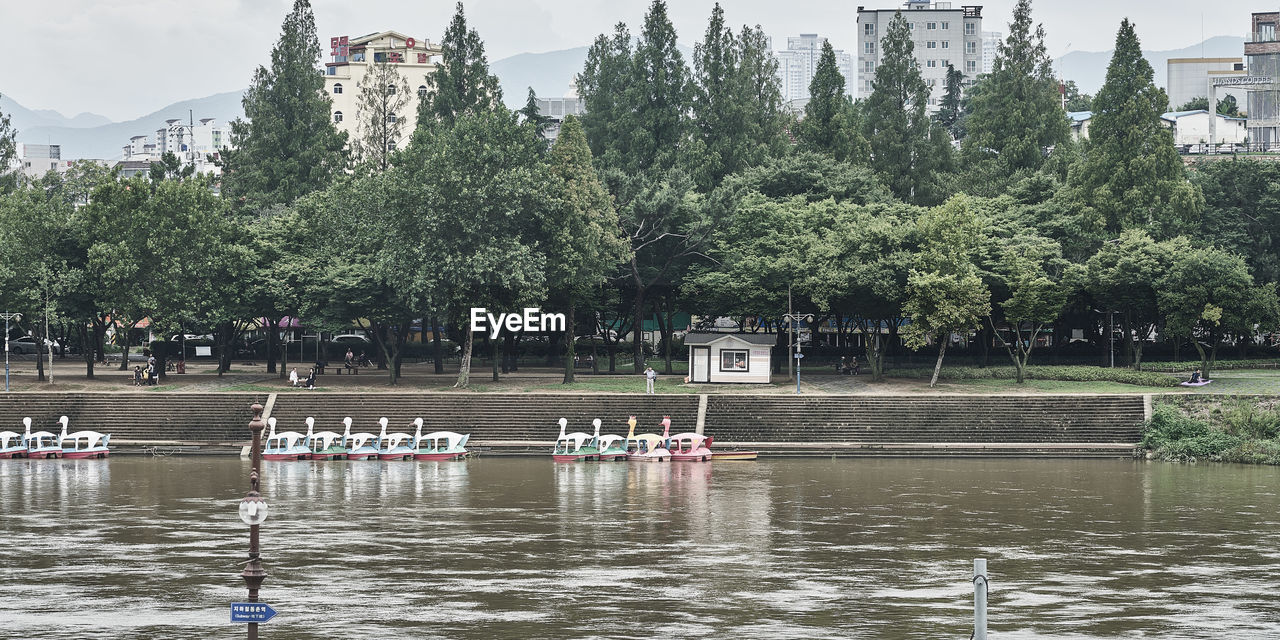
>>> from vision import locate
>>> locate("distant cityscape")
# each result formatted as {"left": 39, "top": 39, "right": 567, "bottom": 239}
{"left": 7, "top": 2, "right": 1280, "bottom": 175}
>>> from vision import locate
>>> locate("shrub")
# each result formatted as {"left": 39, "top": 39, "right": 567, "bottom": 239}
{"left": 1142, "top": 404, "right": 1210, "bottom": 449}
{"left": 888, "top": 365, "right": 1180, "bottom": 387}
{"left": 1158, "top": 430, "right": 1243, "bottom": 461}
{"left": 1220, "top": 399, "right": 1280, "bottom": 439}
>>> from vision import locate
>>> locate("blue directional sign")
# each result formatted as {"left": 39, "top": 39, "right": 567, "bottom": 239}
{"left": 230, "top": 602, "right": 278, "bottom": 623}
{"left": 794, "top": 353, "right": 805, "bottom": 359}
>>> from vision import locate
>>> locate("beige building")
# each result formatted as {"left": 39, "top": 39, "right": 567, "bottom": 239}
{"left": 1166, "top": 57, "right": 1246, "bottom": 111}
{"left": 856, "top": 2, "right": 984, "bottom": 110}
{"left": 323, "top": 31, "right": 443, "bottom": 149}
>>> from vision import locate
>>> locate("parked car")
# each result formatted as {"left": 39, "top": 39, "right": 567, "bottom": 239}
{"left": 332, "top": 334, "right": 371, "bottom": 344}
{"left": 9, "top": 336, "right": 61, "bottom": 355}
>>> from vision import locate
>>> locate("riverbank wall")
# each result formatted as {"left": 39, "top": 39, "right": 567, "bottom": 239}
{"left": 0, "top": 392, "right": 1146, "bottom": 457}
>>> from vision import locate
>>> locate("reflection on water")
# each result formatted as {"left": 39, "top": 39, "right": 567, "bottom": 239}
{"left": 2, "top": 457, "right": 1279, "bottom": 638}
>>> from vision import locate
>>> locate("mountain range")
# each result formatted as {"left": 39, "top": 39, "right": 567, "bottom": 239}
{"left": 3, "top": 37, "right": 1249, "bottom": 160}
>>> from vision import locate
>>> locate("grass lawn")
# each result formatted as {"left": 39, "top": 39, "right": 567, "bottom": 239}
{"left": 1180, "top": 370, "right": 1280, "bottom": 395}
{"left": 923, "top": 378, "right": 1176, "bottom": 394}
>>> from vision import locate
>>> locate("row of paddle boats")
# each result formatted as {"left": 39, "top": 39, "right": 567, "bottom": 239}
{"left": 262, "top": 416, "right": 470, "bottom": 461}
{"left": 552, "top": 416, "right": 757, "bottom": 462}
{"left": 0, "top": 417, "right": 111, "bottom": 459}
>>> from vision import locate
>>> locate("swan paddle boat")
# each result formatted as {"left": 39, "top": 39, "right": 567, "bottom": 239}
{"left": 263, "top": 417, "right": 311, "bottom": 461}
{"left": 25, "top": 417, "right": 63, "bottom": 459}
{"left": 1, "top": 420, "right": 28, "bottom": 458}
{"left": 305, "top": 417, "right": 348, "bottom": 460}
{"left": 377, "top": 417, "right": 416, "bottom": 461}
{"left": 597, "top": 418, "right": 629, "bottom": 462}
{"left": 341, "top": 417, "right": 381, "bottom": 460}
{"left": 57, "top": 415, "right": 111, "bottom": 459}
{"left": 626, "top": 416, "right": 672, "bottom": 462}
{"left": 551, "top": 417, "right": 600, "bottom": 462}
{"left": 413, "top": 422, "right": 470, "bottom": 461}
{"left": 667, "top": 432, "right": 714, "bottom": 462}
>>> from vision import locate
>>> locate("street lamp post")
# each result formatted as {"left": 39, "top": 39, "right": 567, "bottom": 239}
{"left": 239, "top": 403, "right": 269, "bottom": 640}
{"left": 782, "top": 312, "right": 813, "bottom": 394}
{"left": 1, "top": 312, "right": 21, "bottom": 393}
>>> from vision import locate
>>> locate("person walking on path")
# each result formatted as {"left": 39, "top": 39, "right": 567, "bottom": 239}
{"left": 645, "top": 365, "right": 657, "bottom": 394}
{"left": 289, "top": 367, "right": 299, "bottom": 387}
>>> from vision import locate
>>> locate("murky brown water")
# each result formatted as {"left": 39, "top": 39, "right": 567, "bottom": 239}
{"left": 1, "top": 457, "right": 1279, "bottom": 638}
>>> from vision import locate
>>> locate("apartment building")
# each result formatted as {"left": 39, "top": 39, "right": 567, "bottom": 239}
{"left": 856, "top": 1, "right": 984, "bottom": 111}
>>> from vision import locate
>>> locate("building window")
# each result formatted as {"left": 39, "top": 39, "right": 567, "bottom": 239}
{"left": 942, "top": 21, "right": 950, "bottom": 30}
{"left": 333, "top": 83, "right": 343, "bottom": 94}
{"left": 966, "top": 60, "right": 977, "bottom": 73}
{"left": 927, "top": 59, "right": 937, "bottom": 68}
{"left": 326, "top": 67, "right": 336, "bottom": 76}
{"left": 942, "top": 59, "right": 950, "bottom": 68}
{"left": 418, "top": 85, "right": 428, "bottom": 98}
{"left": 864, "top": 23, "right": 875, "bottom": 36}
{"left": 927, "top": 41, "right": 937, "bottom": 49}
{"left": 387, "top": 141, "right": 397, "bottom": 152}
{"left": 927, "top": 22, "right": 937, "bottom": 30}
{"left": 966, "top": 41, "right": 977, "bottom": 54}
{"left": 907, "top": 22, "right": 914, "bottom": 30}
{"left": 942, "top": 41, "right": 950, "bottom": 49}
{"left": 864, "top": 61, "right": 874, "bottom": 73}
{"left": 333, "top": 111, "right": 343, "bottom": 123}
{"left": 965, "top": 22, "right": 976, "bottom": 35}
{"left": 864, "top": 42, "right": 875, "bottom": 55}
{"left": 387, "top": 114, "right": 397, "bottom": 123}
{"left": 720, "top": 350, "right": 748, "bottom": 372}
{"left": 374, "top": 52, "right": 386, "bottom": 62}
{"left": 386, "top": 84, "right": 397, "bottom": 95}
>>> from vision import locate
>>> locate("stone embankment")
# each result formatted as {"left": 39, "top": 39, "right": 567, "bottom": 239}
{"left": 0, "top": 392, "right": 1146, "bottom": 457}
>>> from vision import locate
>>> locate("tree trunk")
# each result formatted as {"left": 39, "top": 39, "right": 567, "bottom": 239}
{"left": 1192, "top": 339, "right": 1209, "bottom": 379}
{"left": 431, "top": 316, "right": 444, "bottom": 374}
{"left": 266, "top": 318, "right": 278, "bottom": 374}
{"left": 117, "top": 322, "right": 134, "bottom": 371}
{"left": 93, "top": 315, "right": 107, "bottom": 364}
{"left": 632, "top": 283, "right": 646, "bottom": 374}
{"left": 654, "top": 297, "right": 672, "bottom": 375}
{"left": 563, "top": 302, "right": 576, "bottom": 384}
{"left": 591, "top": 322, "right": 600, "bottom": 375}
{"left": 80, "top": 322, "right": 94, "bottom": 379}
{"left": 491, "top": 334, "right": 499, "bottom": 382}
{"left": 929, "top": 337, "right": 948, "bottom": 388}
{"left": 455, "top": 327, "right": 474, "bottom": 388}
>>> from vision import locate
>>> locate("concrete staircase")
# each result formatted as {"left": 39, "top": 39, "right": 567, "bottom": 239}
{"left": 0, "top": 392, "right": 1146, "bottom": 457}
{"left": 705, "top": 395, "right": 1144, "bottom": 457}
{"left": 0, "top": 393, "right": 266, "bottom": 453}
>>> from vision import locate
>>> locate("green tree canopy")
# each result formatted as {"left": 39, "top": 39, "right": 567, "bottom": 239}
{"left": 417, "top": 2, "right": 503, "bottom": 127}
{"left": 962, "top": 0, "right": 1068, "bottom": 174}
{"left": 795, "top": 40, "right": 867, "bottom": 163}
{"left": 221, "top": 0, "right": 348, "bottom": 210}
{"left": 1069, "top": 18, "right": 1203, "bottom": 236}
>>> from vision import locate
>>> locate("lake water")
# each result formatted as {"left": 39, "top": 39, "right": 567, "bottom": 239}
{"left": 1, "top": 457, "right": 1278, "bottom": 639}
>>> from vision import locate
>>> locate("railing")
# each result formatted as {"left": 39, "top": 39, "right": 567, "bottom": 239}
{"left": 1180, "top": 142, "right": 1280, "bottom": 155}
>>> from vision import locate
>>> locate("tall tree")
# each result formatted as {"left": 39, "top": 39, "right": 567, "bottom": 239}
{"left": 962, "top": 0, "right": 1068, "bottom": 173}
{"left": 1063, "top": 80, "right": 1093, "bottom": 111}
{"left": 544, "top": 117, "right": 630, "bottom": 383}
{"left": 519, "top": 87, "right": 551, "bottom": 139}
{"left": 625, "top": 0, "right": 692, "bottom": 176}
{"left": 1069, "top": 19, "right": 1203, "bottom": 236}
{"left": 0, "top": 94, "right": 17, "bottom": 193}
{"left": 987, "top": 234, "right": 1073, "bottom": 383}
{"left": 796, "top": 40, "right": 867, "bottom": 163}
{"left": 353, "top": 58, "right": 411, "bottom": 171}
{"left": 221, "top": 0, "right": 348, "bottom": 210}
{"left": 1084, "top": 230, "right": 1173, "bottom": 369}
{"left": 417, "top": 2, "right": 502, "bottom": 128}
{"left": 576, "top": 23, "right": 633, "bottom": 164}
{"left": 863, "top": 12, "right": 951, "bottom": 205}
{"left": 934, "top": 63, "right": 964, "bottom": 136}
{"left": 903, "top": 195, "right": 992, "bottom": 387}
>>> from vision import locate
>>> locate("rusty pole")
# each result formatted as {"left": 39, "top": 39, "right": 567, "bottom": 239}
{"left": 242, "top": 403, "right": 267, "bottom": 640}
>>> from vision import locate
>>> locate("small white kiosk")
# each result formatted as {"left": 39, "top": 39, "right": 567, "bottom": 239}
{"left": 684, "top": 332, "right": 774, "bottom": 384}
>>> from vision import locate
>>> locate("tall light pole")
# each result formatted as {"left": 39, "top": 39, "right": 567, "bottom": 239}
{"left": 1, "top": 312, "right": 21, "bottom": 392}
{"left": 239, "top": 403, "right": 269, "bottom": 640}
{"left": 782, "top": 311, "right": 813, "bottom": 394}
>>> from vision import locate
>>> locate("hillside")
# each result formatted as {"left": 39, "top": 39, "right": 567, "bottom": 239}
{"left": 11, "top": 90, "right": 245, "bottom": 160}
{"left": 1055, "top": 35, "right": 1246, "bottom": 95}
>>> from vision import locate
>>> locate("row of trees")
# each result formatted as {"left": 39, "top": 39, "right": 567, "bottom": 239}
{"left": 1, "top": 0, "right": 1277, "bottom": 388}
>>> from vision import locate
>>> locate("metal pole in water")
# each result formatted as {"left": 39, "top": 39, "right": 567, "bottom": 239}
{"left": 974, "top": 558, "right": 988, "bottom": 640}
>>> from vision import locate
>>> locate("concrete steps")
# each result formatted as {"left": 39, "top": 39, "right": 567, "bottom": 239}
{"left": 0, "top": 392, "right": 1146, "bottom": 457}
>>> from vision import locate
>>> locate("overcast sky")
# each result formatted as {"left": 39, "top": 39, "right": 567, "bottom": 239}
{"left": 1, "top": 0, "right": 1257, "bottom": 121}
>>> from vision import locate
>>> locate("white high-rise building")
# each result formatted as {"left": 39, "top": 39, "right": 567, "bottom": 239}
{"left": 775, "top": 34, "right": 857, "bottom": 106}
{"left": 323, "top": 30, "right": 442, "bottom": 150}
{"left": 982, "top": 31, "right": 1001, "bottom": 75}
{"left": 856, "top": 2, "right": 984, "bottom": 112}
